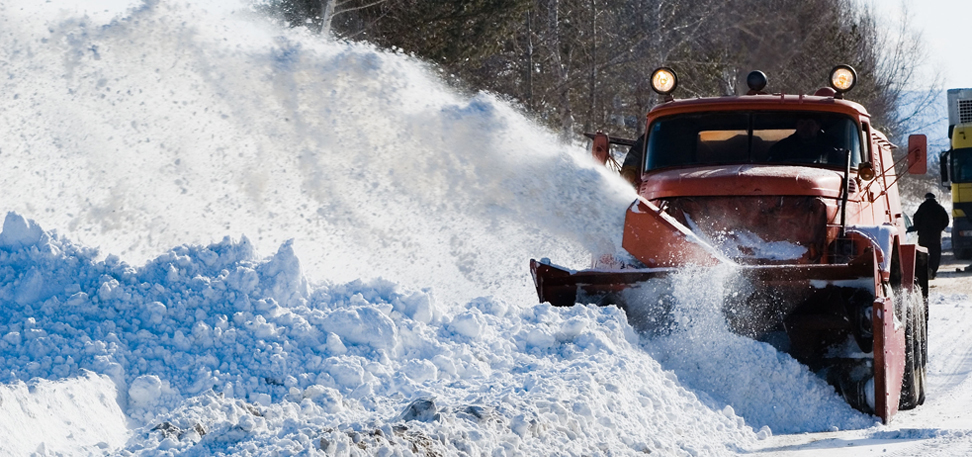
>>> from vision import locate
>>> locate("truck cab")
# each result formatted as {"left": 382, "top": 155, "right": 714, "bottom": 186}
{"left": 628, "top": 94, "right": 909, "bottom": 267}
{"left": 941, "top": 88, "right": 972, "bottom": 259}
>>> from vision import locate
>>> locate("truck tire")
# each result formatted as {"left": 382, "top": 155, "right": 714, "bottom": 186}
{"left": 899, "top": 297, "right": 923, "bottom": 409}
{"left": 914, "top": 256, "right": 929, "bottom": 404}
{"left": 917, "top": 293, "right": 927, "bottom": 405}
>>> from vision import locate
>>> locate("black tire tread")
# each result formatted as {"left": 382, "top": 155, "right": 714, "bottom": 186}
{"left": 899, "top": 297, "right": 921, "bottom": 410}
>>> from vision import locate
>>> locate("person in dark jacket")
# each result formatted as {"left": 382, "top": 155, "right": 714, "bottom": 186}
{"left": 909, "top": 192, "right": 950, "bottom": 278}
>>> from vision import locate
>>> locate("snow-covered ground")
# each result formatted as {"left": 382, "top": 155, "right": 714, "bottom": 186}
{"left": 1, "top": 1, "right": 970, "bottom": 456}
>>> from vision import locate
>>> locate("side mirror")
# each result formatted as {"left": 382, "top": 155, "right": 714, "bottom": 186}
{"left": 591, "top": 132, "right": 610, "bottom": 165}
{"left": 941, "top": 150, "right": 951, "bottom": 186}
{"left": 907, "top": 134, "right": 927, "bottom": 175}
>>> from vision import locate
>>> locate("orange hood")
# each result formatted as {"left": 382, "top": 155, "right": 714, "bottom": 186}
{"left": 639, "top": 164, "right": 845, "bottom": 200}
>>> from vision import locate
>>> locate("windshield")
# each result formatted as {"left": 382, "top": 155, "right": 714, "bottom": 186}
{"left": 645, "top": 111, "right": 863, "bottom": 172}
{"left": 952, "top": 148, "right": 972, "bottom": 183}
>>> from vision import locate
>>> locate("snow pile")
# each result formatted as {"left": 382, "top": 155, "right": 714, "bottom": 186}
{"left": 0, "top": 371, "right": 128, "bottom": 455}
{"left": 0, "top": 212, "right": 758, "bottom": 455}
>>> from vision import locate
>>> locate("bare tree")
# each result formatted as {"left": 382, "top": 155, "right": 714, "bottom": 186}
{"left": 864, "top": 3, "right": 943, "bottom": 140}
{"left": 545, "top": 0, "right": 574, "bottom": 139}
{"left": 266, "top": 0, "right": 940, "bottom": 147}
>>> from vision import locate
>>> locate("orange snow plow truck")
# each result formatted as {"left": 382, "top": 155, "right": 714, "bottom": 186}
{"left": 531, "top": 66, "right": 929, "bottom": 423}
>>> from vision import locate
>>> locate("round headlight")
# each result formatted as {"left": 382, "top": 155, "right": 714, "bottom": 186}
{"left": 830, "top": 65, "right": 857, "bottom": 93}
{"left": 650, "top": 67, "right": 678, "bottom": 95}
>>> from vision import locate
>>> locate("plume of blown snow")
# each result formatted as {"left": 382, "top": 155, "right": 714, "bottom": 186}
{"left": 0, "top": 0, "right": 634, "bottom": 306}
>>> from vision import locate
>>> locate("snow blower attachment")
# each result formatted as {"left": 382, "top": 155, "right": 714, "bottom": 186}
{"left": 531, "top": 67, "right": 930, "bottom": 423}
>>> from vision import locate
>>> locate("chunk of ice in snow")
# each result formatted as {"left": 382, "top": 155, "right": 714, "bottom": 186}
{"left": 756, "top": 425, "right": 772, "bottom": 440}
{"left": 0, "top": 213, "right": 45, "bottom": 249}
{"left": 323, "top": 307, "right": 397, "bottom": 349}
{"left": 397, "top": 398, "right": 439, "bottom": 423}
{"left": 128, "top": 375, "right": 163, "bottom": 408}
{"left": 449, "top": 309, "right": 485, "bottom": 339}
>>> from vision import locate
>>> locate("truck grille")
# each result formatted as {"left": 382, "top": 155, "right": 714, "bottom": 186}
{"left": 961, "top": 99, "right": 972, "bottom": 124}
{"left": 664, "top": 196, "right": 828, "bottom": 265}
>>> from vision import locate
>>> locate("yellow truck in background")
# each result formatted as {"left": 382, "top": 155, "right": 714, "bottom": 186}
{"left": 942, "top": 88, "right": 972, "bottom": 259}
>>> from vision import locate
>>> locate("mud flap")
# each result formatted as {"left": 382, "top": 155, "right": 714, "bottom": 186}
{"left": 873, "top": 293, "right": 906, "bottom": 423}
{"left": 899, "top": 243, "right": 929, "bottom": 298}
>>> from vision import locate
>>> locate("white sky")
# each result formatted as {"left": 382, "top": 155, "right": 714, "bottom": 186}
{"left": 870, "top": 0, "right": 972, "bottom": 90}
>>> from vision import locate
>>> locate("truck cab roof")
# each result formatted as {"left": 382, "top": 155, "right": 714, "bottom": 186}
{"left": 648, "top": 93, "right": 871, "bottom": 120}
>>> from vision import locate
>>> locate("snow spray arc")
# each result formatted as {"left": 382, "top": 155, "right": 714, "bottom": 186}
{"left": 0, "top": 0, "right": 634, "bottom": 306}
{"left": 626, "top": 266, "right": 873, "bottom": 434}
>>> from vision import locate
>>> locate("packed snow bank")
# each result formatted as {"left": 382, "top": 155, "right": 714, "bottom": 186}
{"left": 0, "top": 213, "right": 759, "bottom": 455}
{"left": 0, "top": 0, "right": 635, "bottom": 306}
{"left": 0, "top": 371, "right": 128, "bottom": 455}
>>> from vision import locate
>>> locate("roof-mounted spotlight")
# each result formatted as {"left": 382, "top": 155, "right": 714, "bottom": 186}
{"left": 829, "top": 64, "right": 857, "bottom": 97}
{"left": 650, "top": 67, "right": 678, "bottom": 97}
{"left": 746, "top": 70, "right": 767, "bottom": 95}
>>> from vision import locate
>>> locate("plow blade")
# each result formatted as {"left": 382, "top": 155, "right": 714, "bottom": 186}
{"left": 529, "top": 259, "right": 675, "bottom": 307}
{"left": 622, "top": 197, "right": 727, "bottom": 268}
{"left": 530, "top": 254, "right": 875, "bottom": 309}
{"left": 530, "top": 249, "right": 905, "bottom": 423}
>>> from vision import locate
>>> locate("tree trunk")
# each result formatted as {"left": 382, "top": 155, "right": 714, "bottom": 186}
{"left": 525, "top": 10, "right": 534, "bottom": 111}
{"left": 320, "top": 0, "right": 336, "bottom": 35}
{"left": 585, "top": 0, "right": 597, "bottom": 134}
{"left": 546, "top": 0, "right": 573, "bottom": 140}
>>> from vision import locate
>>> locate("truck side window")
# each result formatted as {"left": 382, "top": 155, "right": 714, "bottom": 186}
{"left": 953, "top": 148, "right": 972, "bottom": 182}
